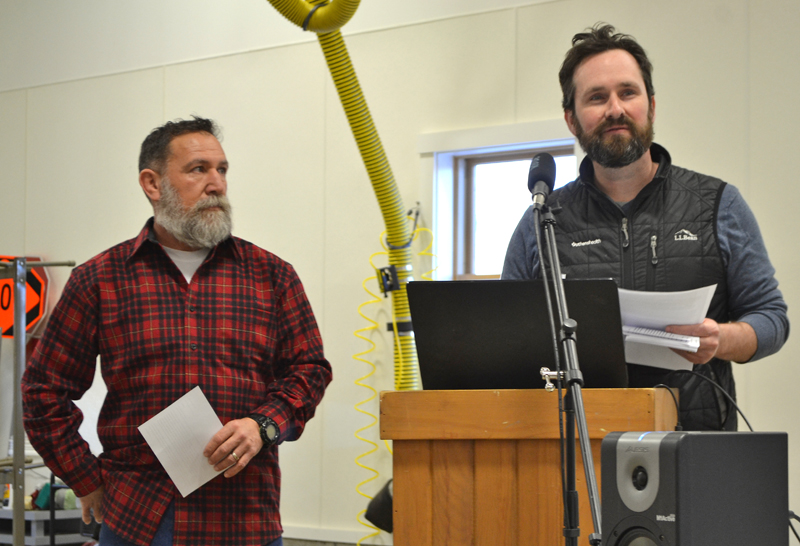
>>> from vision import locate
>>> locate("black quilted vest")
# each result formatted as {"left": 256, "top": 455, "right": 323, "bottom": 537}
{"left": 543, "top": 144, "right": 735, "bottom": 430}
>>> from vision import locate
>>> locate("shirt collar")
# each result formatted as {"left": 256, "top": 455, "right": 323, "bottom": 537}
{"left": 126, "top": 217, "right": 242, "bottom": 264}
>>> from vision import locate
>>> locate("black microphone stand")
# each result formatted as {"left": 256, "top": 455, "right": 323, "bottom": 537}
{"left": 533, "top": 203, "right": 602, "bottom": 546}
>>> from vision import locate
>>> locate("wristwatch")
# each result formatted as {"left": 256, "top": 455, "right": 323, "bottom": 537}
{"left": 247, "top": 414, "right": 280, "bottom": 447}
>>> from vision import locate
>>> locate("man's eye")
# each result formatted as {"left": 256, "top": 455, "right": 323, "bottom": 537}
{"left": 193, "top": 166, "right": 205, "bottom": 172}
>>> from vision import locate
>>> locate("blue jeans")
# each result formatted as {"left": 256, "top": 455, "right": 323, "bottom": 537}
{"left": 99, "top": 502, "right": 283, "bottom": 546}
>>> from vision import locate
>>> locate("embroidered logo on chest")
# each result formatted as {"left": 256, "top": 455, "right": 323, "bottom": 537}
{"left": 674, "top": 229, "right": 698, "bottom": 241}
{"left": 571, "top": 239, "right": 602, "bottom": 247}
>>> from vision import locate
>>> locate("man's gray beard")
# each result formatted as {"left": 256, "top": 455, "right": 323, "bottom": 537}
{"left": 576, "top": 113, "right": 654, "bottom": 169}
{"left": 154, "top": 177, "right": 233, "bottom": 249}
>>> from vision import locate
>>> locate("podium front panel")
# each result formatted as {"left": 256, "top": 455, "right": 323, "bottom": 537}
{"left": 382, "top": 389, "right": 676, "bottom": 546}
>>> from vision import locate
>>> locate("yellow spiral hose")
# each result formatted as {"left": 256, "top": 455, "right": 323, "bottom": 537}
{"left": 267, "top": 0, "right": 420, "bottom": 390}
{"left": 352, "top": 272, "right": 383, "bottom": 545}
{"left": 350, "top": 224, "right": 434, "bottom": 543}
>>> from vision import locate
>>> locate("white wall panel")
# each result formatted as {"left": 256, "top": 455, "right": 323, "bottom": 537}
{"left": 0, "top": 0, "right": 556, "bottom": 92}
{"left": 745, "top": 0, "right": 800, "bottom": 521}
{"left": 25, "top": 69, "right": 164, "bottom": 297}
{"left": 0, "top": 90, "right": 27, "bottom": 256}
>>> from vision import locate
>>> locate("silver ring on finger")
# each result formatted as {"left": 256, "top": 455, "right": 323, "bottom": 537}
{"left": 231, "top": 451, "right": 239, "bottom": 462}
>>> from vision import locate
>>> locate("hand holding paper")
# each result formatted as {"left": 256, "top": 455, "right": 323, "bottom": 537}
{"left": 138, "top": 386, "right": 227, "bottom": 497}
{"left": 618, "top": 285, "right": 717, "bottom": 370}
{"left": 203, "top": 416, "right": 263, "bottom": 478}
{"left": 669, "top": 319, "right": 758, "bottom": 364}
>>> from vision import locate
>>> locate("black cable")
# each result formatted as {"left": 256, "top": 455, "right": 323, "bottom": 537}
{"left": 666, "top": 369, "right": 754, "bottom": 431}
{"left": 407, "top": 203, "right": 421, "bottom": 233}
{"left": 653, "top": 384, "right": 682, "bottom": 431}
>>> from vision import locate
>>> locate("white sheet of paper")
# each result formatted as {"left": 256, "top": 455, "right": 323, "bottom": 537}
{"left": 618, "top": 285, "right": 717, "bottom": 370}
{"left": 138, "top": 386, "right": 224, "bottom": 497}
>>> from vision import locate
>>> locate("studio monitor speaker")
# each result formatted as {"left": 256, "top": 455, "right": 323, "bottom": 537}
{"left": 601, "top": 431, "right": 788, "bottom": 545}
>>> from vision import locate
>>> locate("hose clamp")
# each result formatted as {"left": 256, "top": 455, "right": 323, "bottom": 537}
{"left": 302, "top": 3, "right": 324, "bottom": 31}
{"left": 385, "top": 236, "right": 413, "bottom": 250}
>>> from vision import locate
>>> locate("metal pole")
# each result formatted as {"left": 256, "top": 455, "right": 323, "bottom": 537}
{"left": 564, "top": 395, "right": 579, "bottom": 546}
{"left": 12, "top": 257, "right": 27, "bottom": 546}
{"left": 541, "top": 214, "right": 602, "bottom": 544}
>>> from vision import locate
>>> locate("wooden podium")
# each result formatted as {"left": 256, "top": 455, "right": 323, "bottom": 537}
{"left": 380, "top": 388, "right": 677, "bottom": 546}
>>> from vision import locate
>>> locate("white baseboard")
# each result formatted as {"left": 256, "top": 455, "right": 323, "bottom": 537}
{"left": 282, "top": 524, "right": 393, "bottom": 545}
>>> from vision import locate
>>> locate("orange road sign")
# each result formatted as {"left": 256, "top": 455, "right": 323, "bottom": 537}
{"left": 0, "top": 256, "right": 49, "bottom": 338}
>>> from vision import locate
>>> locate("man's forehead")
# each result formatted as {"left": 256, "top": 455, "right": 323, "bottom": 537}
{"left": 573, "top": 49, "right": 645, "bottom": 91}
{"left": 167, "top": 132, "right": 226, "bottom": 161}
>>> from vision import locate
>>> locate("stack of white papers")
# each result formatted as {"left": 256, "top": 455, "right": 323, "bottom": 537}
{"left": 618, "top": 285, "right": 716, "bottom": 370}
{"left": 622, "top": 325, "right": 700, "bottom": 352}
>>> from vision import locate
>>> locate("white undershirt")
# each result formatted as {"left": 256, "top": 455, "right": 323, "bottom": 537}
{"left": 162, "top": 246, "right": 211, "bottom": 284}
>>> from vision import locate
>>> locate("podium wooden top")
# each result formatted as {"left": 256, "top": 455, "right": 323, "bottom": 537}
{"left": 380, "top": 388, "right": 677, "bottom": 440}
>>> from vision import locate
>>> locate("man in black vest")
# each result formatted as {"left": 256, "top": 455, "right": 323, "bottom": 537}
{"left": 502, "top": 24, "right": 789, "bottom": 430}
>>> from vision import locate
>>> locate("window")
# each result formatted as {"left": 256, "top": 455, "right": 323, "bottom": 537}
{"left": 455, "top": 147, "right": 577, "bottom": 278}
{"left": 419, "top": 120, "right": 578, "bottom": 281}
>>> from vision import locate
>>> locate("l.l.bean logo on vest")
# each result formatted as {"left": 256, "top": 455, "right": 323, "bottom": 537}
{"left": 674, "top": 229, "right": 698, "bottom": 241}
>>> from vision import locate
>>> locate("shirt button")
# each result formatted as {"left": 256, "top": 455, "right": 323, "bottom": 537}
{"left": 189, "top": 305, "right": 196, "bottom": 312}
{"left": 190, "top": 343, "right": 198, "bottom": 351}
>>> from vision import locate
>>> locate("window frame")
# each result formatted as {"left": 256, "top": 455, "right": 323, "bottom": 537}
{"left": 418, "top": 119, "right": 578, "bottom": 281}
{"left": 453, "top": 145, "right": 576, "bottom": 279}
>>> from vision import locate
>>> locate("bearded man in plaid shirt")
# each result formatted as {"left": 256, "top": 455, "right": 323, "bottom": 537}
{"left": 22, "top": 117, "right": 332, "bottom": 546}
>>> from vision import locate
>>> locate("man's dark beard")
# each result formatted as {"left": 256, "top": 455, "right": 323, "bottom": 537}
{"left": 575, "top": 113, "right": 654, "bottom": 168}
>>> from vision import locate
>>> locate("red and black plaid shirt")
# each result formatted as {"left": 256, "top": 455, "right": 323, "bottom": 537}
{"left": 22, "top": 219, "right": 332, "bottom": 546}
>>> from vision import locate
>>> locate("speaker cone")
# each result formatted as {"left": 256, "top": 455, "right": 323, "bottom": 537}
{"left": 619, "top": 528, "right": 659, "bottom": 546}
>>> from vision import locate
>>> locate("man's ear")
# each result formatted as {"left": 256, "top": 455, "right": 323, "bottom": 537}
{"left": 564, "top": 109, "right": 579, "bottom": 137}
{"left": 139, "top": 169, "right": 161, "bottom": 203}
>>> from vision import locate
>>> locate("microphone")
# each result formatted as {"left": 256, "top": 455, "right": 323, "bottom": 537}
{"left": 528, "top": 153, "right": 557, "bottom": 209}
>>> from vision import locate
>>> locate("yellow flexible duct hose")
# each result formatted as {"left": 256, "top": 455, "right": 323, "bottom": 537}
{"left": 267, "top": 0, "right": 420, "bottom": 390}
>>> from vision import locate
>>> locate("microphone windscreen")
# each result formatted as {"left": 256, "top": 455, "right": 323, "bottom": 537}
{"left": 527, "top": 153, "right": 557, "bottom": 193}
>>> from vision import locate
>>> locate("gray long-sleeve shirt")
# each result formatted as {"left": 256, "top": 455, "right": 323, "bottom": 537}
{"left": 502, "top": 184, "right": 789, "bottom": 362}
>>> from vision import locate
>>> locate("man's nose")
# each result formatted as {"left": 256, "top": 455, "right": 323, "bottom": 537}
{"left": 606, "top": 94, "right": 625, "bottom": 119}
{"left": 206, "top": 169, "right": 226, "bottom": 194}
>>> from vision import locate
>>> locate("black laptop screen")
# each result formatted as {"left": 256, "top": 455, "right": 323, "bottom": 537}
{"left": 407, "top": 279, "right": 628, "bottom": 390}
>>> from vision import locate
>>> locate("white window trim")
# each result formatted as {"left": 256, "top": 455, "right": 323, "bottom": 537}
{"left": 418, "top": 120, "right": 578, "bottom": 280}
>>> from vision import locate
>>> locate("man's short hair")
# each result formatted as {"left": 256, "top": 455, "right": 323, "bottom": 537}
{"left": 559, "top": 23, "right": 654, "bottom": 113}
{"left": 139, "top": 116, "right": 220, "bottom": 174}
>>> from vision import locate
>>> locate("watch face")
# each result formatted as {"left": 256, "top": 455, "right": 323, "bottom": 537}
{"left": 265, "top": 423, "right": 278, "bottom": 441}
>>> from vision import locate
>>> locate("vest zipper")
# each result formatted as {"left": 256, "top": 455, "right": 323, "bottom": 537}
{"left": 646, "top": 233, "right": 658, "bottom": 290}
{"left": 621, "top": 217, "right": 633, "bottom": 287}
{"left": 621, "top": 218, "right": 630, "bottom": 248}
{"left": 650, "top": 235, "right": 658, "bottom": 264}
